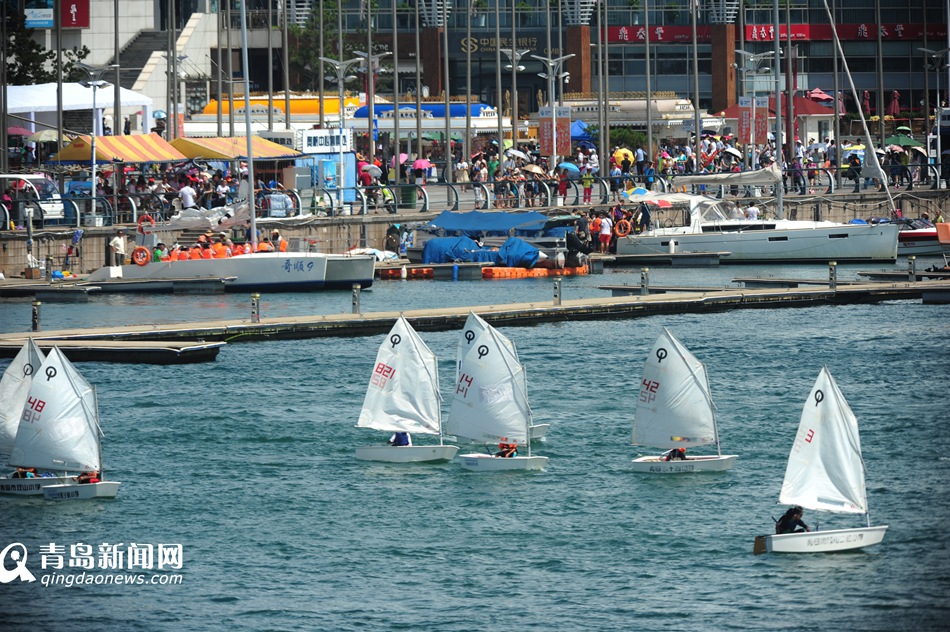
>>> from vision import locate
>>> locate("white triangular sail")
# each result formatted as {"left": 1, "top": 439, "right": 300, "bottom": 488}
{"left": 447, "top": 312, "right": 531, "bottom": 444}
{"left": 455, "top": 311, "right": 518, "bottom": 386}
{"left": 0, "top": 339, "right": 46, "bottom": 455}
{"left": 9, "top": 347, "right": 102, "bottom": 473}
{"left": 779, "top": 367, "right": 867, "bottom": 514}
{"left": 357, "top": 316, "right": 443, "bottom": 435}
{"left": 632, "top": 328, "right": 719, "bottom": 449}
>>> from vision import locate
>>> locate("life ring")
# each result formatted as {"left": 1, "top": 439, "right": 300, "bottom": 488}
{"left": 137, "top": 214, "right": 155, "bottom": 235}
{"left": 614, "top": 219, "right": 632, "bottom": 237}
{"left": 132, "top": 246, "right": 150, "bottom": 266}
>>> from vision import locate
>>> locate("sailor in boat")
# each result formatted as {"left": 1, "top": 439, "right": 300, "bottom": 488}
{"left": 495, "top": 438, "right": 517, "bottom": 458}
{"left": 663, "top": 448, "right": 687, "bottom": 461}
{"left": 387, "top": 432, "right": 411, "bottom": 447}
{"left": 75, "top": 471, "right": 100, "bottom": 484}
{"left": 775, "top": 506, "right": 810, "bottom": 534}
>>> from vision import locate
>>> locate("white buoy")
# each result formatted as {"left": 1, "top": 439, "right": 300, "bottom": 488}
{"left": 400, "top": 265, "right": 407, "bottom": 279}
{"left": 668, "top": 239, "right": 677, "bottom": 254}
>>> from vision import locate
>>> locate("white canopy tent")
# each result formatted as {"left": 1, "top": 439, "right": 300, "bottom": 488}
{"left": 5, "top": 83, "right": 153, "bottom": 136}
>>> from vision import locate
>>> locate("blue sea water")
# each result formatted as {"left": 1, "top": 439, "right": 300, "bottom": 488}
{"left": 1, "top": 259, "right": 949, "bottom": 631}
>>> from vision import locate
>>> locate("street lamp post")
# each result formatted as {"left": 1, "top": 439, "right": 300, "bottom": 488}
{"left": 500, "top": 48, "right": 528, "bottom": 152}
{"left": 532, "top": 53, "right": 574, "bottom": 173}
{"left": 354, "top": 50, "right": 391, "bottom": 164}
{"left": 735, "top": 51, "right": 774, "bottom": 170}
{"left": 920, "top": 47, "right": 949, "bottom": 179}
{"left": 321, "top": 55, "right": 362, "bottom": 214}
{"left": 79, "top": 63, "right": 117, "bottom": 223}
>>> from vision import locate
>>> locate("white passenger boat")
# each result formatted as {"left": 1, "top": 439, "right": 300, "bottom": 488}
{"left": 616, "top": 195, "right": 899, "bottom": 263}
{"left": 87, "top": 251, "right": 375, "bottom": 292}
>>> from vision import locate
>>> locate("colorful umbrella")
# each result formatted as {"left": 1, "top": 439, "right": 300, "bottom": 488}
{"left": 412, "top": 158, "right": 431, "bottom": 170}
{"left": 613, "top": 148, "right": 634, "bottom": 164}
{"left": 390, "top": 152, "right": 409, "bottom": 167}
{"left": 883, "top": 134, "right": 923, "bottom": 147}
{"left": 522, "top": 164, "right": 545, "bottom": 175}
{"left": 723, "top": 147, "right": 743, "bottom": 159}
{"left": 7, "top": 126, "right": 33, "bottom": 136}
{"left": 640, "top": 197, "right": 673, "bottom": 208}
{"left": 558, "top": 161, "right": 580, "bottom": 173}
{"left": 27, "top": 129, "right": 68, "bottom": 143}
{"left": 506, "top": 148, "right": 528, "bottom": 160}
{"left": 806, "top": 88, "right": 833, "bottom": 102}
{"left": 896, "top": 126, "right": 912, "bottom": 133}
{"left": 861, "top": 91, "right": 871, "bottom": 116}
{"left": 362, "top": 164, "right": 382, "bottom": 178}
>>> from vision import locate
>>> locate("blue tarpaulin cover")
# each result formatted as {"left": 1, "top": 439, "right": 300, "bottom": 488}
{"left": 497, "top": 237, "right": 540, "bottom": 268}
{"left": 421, "top": 236, "right": 540, "bottom": 268}
{"left": 422, "top": 237, "right": 498, "bottom": 264}
{"left": 424, "top": 210, "right": 551, "bottom": 238}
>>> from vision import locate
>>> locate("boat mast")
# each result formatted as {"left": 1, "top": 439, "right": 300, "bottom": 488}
{"left": 93, "top": 386, "right": 104, "bottom": 479}
{"left": 705, "top": 363, "right": 722, "bottom": 457}
{"left": 239, "top": 0, "right": 258, "bottom": 250}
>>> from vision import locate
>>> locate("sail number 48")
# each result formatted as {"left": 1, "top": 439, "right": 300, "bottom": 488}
{"left": 21, "top": 397, "right": 46, "bottom": 424}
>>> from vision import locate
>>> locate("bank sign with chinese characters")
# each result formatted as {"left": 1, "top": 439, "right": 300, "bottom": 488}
{"left": 0, "top": 541, "right": 184, "bottom": 588}
{"left": 300, "top": 129, "right": 353, "bottom": 155}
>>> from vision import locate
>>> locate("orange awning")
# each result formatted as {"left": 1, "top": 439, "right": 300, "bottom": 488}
{"left": 169, "top": 136, "right": 303, "bottom": 160}
{"left": 49, "top": 133, "right": 187, "bottom": 164}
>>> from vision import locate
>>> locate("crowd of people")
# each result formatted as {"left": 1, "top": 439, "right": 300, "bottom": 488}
{"left": 109, "top": 224, "right": 289, "bottom": 265}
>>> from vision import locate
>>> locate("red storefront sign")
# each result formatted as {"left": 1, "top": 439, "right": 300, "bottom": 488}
{"left": 607, "top": 23, "right": 947, "bottom": 44}
{"left": 60, "top": 0, "right": 90, "bottom": 29}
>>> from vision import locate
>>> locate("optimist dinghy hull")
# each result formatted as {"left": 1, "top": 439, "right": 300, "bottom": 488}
{"left": 42, "top": 481, "right": 121, "bottom": 500}
{"left": 456, "top": 453, "right": 548, "bottom": 471}
{"left": 757, "top": 525, "right": 888, "bottom": 554}
{"left": 0, "top": 475, "right": 75, "bottom": 496}
{"left": 354, "top": 445, "right": 459, "bottom": 463}
{"left": 630, "top": 454, "right": 737, "bottom": 473}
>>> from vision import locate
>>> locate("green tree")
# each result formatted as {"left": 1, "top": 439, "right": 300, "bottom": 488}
{"left": 5, "top": 11, "right": 90, "bottom": 84}
{"left": 290, "top": 0, "right": 341, "bottom": 90}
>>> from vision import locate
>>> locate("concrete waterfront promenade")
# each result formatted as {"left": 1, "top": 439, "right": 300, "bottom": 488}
{"left": 1, "top": 279, "right": 944, "bottom": 356}
{"left": 2, "top": 176, "right": 948, "bottom": 279}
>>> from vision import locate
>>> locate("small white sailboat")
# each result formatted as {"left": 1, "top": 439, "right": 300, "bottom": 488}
{"left": 355, "top": 317, "right": 459, "bottom": 463}
{"left": 7, "top": 347, "right": 120, "bottom": 500}
{"left": 755, "top": 367, "right": 887, "bottom": 554}
{"left": 454, "top": 313, "right": 550, "bottom": 445}
{"left": 448, "top": 312, "right": 547, "bottom": 471}
{"left": 630, "top": 328, "right": 737, "bottom": 473}
{"left": 0, "top": 339, "right": 45, "bottom": 459}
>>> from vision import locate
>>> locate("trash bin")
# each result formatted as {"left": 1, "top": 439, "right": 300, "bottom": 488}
{"left": 399, "top": 184, "right": 416, "bottom": 210}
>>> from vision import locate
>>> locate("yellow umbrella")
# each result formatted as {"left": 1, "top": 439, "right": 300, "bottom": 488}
{"left": 613, "top": 148, "right": 634, "bottom": 164}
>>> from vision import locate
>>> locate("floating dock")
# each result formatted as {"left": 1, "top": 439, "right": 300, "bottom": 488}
{"left": 0, "top": 339, "right": 225, "bottom": 364}
{"left": 0, "top": 280, "right": 944, "bottom": 352}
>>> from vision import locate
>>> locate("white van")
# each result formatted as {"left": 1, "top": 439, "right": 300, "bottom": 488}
{"left": 0, "top": 173, "right": 65, "bottom": 225}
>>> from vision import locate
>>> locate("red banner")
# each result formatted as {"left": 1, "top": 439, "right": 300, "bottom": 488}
{"left": 738, "top": 98, "right": 752, "bottom": 145}
{"left": 607, "top": 23, "right": 947, "bottom": 44}
{"left": 60, "top": 0, "right": 89, "bottom": 29}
